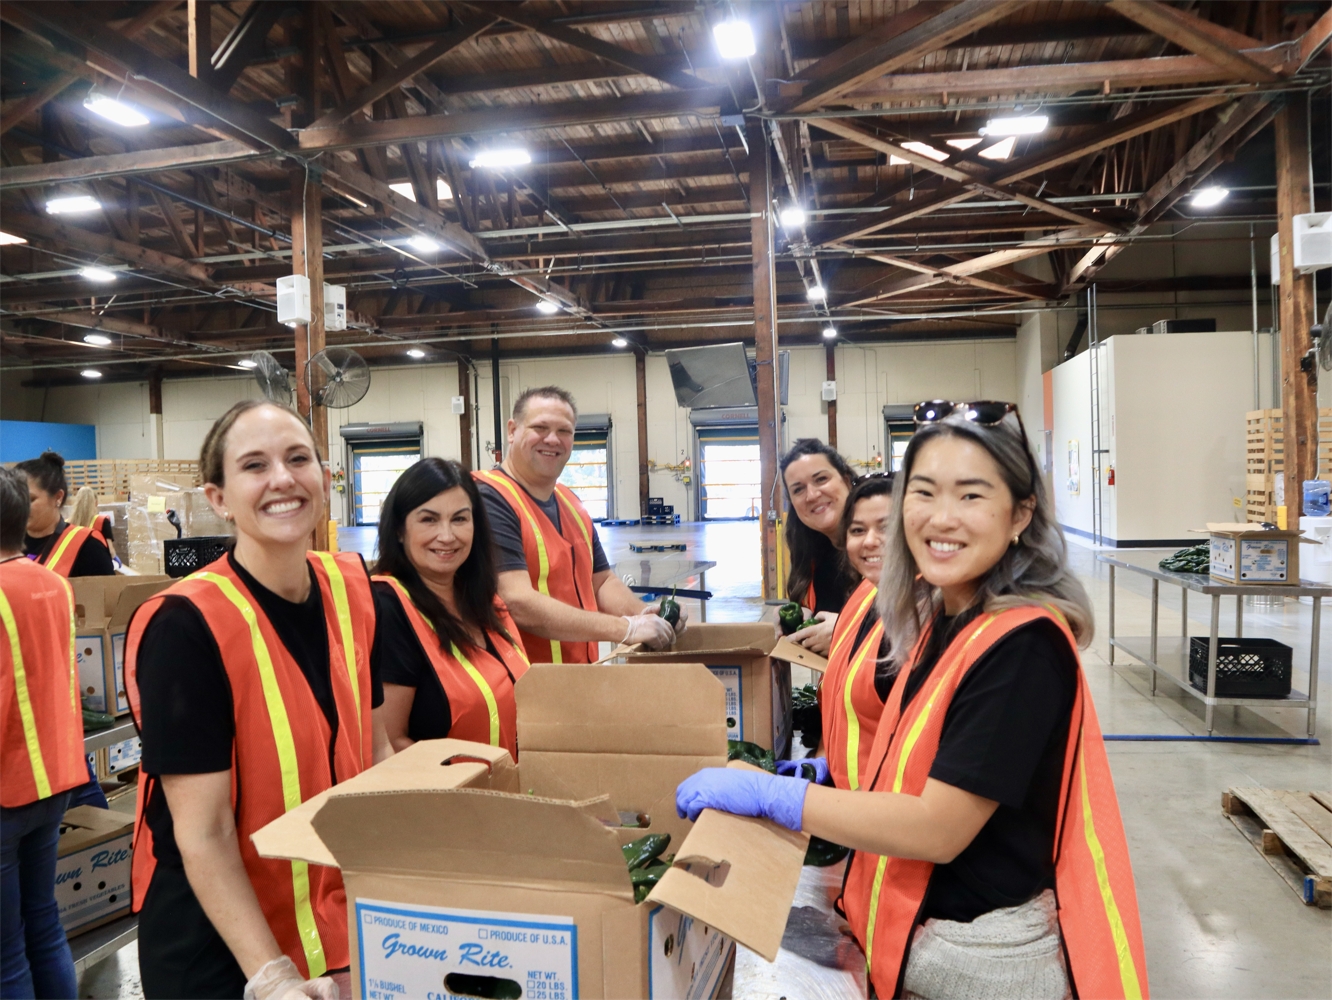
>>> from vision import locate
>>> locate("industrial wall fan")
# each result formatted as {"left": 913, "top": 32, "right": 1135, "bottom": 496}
{"left": 250, "top": 351, "right": 293, "bottom": 408}
{"left": 306, "top": 346, "right": 370, "bottom": 409}
{"left": 1318, "top": 301, "right": 1332, "bottom": 374}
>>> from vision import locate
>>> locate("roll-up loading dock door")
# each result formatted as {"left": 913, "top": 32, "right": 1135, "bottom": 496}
{"left": 558, "top": 413, "right": 612, "bottom": 521}
{"left": 339, "top": 421, "right": 423, "bottom": 525}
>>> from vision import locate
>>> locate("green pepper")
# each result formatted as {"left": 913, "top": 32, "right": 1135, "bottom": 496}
{"left": 778, "top": 601, "right": 804, "bottom": 635}
{"left": 82, "top": 708, "right": 115, "bottom": 733}
{"left": 659, "top": 592, "right": 680, "bottom": 628}
{"left": 727, "top": 739, "right": 776, "bottom": 774}
{"left": 622, "top": 833, "right": 671, "bottom": 871}
{"left": 803, "top": 836, "right": 850, "bottom": 867}
{"left": 632, "top": 858, "right": 674, "bottom": 903}
{"left": 796, "top": 616, "right": 820, "bottom": 632}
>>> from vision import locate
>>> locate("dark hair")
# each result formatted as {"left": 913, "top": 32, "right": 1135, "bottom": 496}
{"left": 512, "top": 385, "right": 577, "bottom": 422}
{"left": 0, "top": 467, "right": 30, "bottom": 551}
{"left": 780, "top": 438, "right": 857, "bottom": 605}
{"left": 15, "top": 450, "right": 68, "bottom": 502}
{"left": 372, "top": 458, "right": 508, "bottom": 653}
{"left": 838, "top": 473, "right": 895, "bottom": 564}
{"left": 200, "top": 400, "right": 317, "bottom": 486}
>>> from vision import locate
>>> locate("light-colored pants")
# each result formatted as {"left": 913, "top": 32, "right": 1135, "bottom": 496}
{"left": 902, "top": 890, "right": 1071, "bottom": 1000}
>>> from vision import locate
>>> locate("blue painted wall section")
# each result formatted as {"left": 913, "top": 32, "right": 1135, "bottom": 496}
{"left": 0, "top": 421, "right": 97, "bottom": 463}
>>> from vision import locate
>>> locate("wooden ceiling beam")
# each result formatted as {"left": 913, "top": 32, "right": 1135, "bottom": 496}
{"left": 4, "top": 208, "right": 213, "bottom": 285}
{"left": 1105, "top": 0, "right": 1278, "bottom": 83}
{"left": 778, "top": 0, "right": 1031, "bottom": 112}
{"left": 0, "top": 139, "right": 270, "bottom": 189}
{"left": 209, "top": 0, "right": 287, "bottom": 92}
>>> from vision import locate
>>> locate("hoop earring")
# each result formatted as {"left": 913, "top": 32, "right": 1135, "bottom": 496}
{"left": 1011, "top": 534, "right": 1021, "bottom": 546}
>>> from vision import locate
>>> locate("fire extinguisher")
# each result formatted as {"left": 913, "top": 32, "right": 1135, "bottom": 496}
{"left": 1107, "top": 465, "right": 1116, "bottom": 486}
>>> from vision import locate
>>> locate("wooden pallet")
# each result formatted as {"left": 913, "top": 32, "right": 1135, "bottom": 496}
{"left": 1222, "top": 788, "right": 1332, "bottom": 907}
{"left": 1245, "top": 409, "right": 1283, "bottom": 478}
{"left": 63, "top": 459, "right": 200, "bottom": 498}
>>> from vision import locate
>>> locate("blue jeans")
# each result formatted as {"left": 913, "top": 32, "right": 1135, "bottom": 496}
{"left": 1, "top": 791, "right": 77, "bottom": 999}
{"left": 66, "top": 757, "right": 107, "bottom": 811}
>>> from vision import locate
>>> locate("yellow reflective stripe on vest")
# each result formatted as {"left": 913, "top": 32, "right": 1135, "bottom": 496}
{"left": 309, "top": 552, "right": 363, "bottom": 746}
{"left": 1078, "top": 725, "right": 1142, "bottom": 999}
{"left": 479, "top": 472, "right": 559, "bottom": 663}
{"left": 61, "top": 579, "right": 79, "bottom": 719}
{"left": 0, "top": 588, "right": 52, "bottom": 800}
{"left": 842, "top": 621, "right": 882, "bottom": 792}
{"left": 830, "top": 586, "right": 876, "bottom": 663}
{"left": 554, "top": 487, "right": 593, "bottom": 555}
{"left": 382, "top": 577, "right": 505, "bottom": 745}
{"left": 192, "top": 572, "right": 326, "bottom": 978}
{"left": 44, "top": 526, "right": 80, "bottom": 570}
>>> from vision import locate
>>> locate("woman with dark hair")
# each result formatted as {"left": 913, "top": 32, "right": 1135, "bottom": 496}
{"left": 778, "top": 472, "right": 894, "bottom": 792}
{"left": 372, "top": 458, "right": 529, "bottom": 758}
{"left": 125, "top": 399, "right": 390, "bottom": 1000}
{"left": 678, "top": 401, "right": 1146, "bottom": 1000}
{"left": 16, "top": 452, "right": 113, "bottom": 578}
{"left": 780, "top": 438, "right": 857, "bottom": 655}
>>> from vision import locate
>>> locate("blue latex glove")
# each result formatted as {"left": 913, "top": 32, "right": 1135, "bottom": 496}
{"left": 675, "top": 768, "right": 809, "bottom": 831}
{"left": 776, "top": 757, "right": 829, "bottom": 784}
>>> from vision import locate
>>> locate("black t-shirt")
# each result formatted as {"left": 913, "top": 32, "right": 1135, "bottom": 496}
{"left": 135, "top": 552, "right": 384, "bottom": 866}
{"left": 892, "top": 607, "right": 1077, "bottom": 923}
{"left": 24, "top": 520, "right": 115, "bottom": 576}
{"left": 477, "top": 469, "right": 610, "bottom": 574}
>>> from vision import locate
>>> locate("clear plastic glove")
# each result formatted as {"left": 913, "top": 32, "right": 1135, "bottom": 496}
{"left": 776, "top": 756, "right": 829, "bottom": 784}
{"left": 792, "top": 611, "right": 837, "bottom": 656}
{"left": 675, "top": 767, "right": 809, "bottom": 831}
{"left": 623, "top": 613, "right": 675, "bottom": 650}
{"left": 243, "top": 956, "right": 339, "bottom": 1000}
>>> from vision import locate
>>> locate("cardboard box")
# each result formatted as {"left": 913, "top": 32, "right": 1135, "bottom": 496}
{"left": 71, "top": 575, "right": 171, "bottom": 715}
{"left": 254, "top": 664, "right": 808, "bottom": 1000}
{"left": 1201, "top": 523, "right": 1303, "bottom": 585}
{"left": 56, "top": 806, "right": 133, "bottom": 934}
{"left": 626, "top": 624, "right": 807, "bottom": 756}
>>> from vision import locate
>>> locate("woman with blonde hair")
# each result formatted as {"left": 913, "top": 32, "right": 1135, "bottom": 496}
{"left": 678, "top": 401, "right": 1147, "bottom": 1000}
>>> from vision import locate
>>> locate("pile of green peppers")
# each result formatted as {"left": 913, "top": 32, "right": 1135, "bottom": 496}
{"left": 727, "top": 739, "right": 776, "bottom": 773}
{"left": 792, "top": 683, "right": 821, "bottom": 750}
{"left": 624, "top": 833, "right": 674, "bottom": 903}
{"left": 1159, "top": 543, "right": 1209, "bottom": 574}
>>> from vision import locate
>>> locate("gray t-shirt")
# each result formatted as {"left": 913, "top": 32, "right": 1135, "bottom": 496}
{"left": 477, "top": 469, "right": 610, "bottom": 575}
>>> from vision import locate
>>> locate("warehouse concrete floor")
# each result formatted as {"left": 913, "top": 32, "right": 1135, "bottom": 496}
{"left": 78, "top": 520, "right": 1330, "bottom": 999}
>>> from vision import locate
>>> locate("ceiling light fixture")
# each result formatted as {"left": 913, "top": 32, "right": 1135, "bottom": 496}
{"left": 237, "top": 358, "right": 258, "bottom": 369}
{"left": 79, "top": 266, "right": 118, "bottom": 282}
{"left": 1190, "top": 185, "right": 1229, "bottom": 208}
{"left": 406, "top": 235, "right": 440, "bottom": 253}
{"left": 406, "top": 348, "right": 426, "bottom": 358}
{"left": 779, "top": 206, "right": 806, "bottom": 229}
{"left": 0, "top": 231, "right": 27, "bottom": 245}
{"left": 82, "top": 333, "right": 112, "bottom": 346}
{"left": 46, "top": 195, "right": 100, "bottom": 215}
{"left": 81, "top": 369, "right": 103, "bottom": 379}
{"left": 713, "top": 18, "right": 756, "bottom": 59}
{"left": 979, "top": 114, "right": 1048, "bottom": 137}
{"left": 536, "top": 300, "right": 560, "bottom": 314}
{"left": 807, "top": 284, "right": 826, "bottom": 302}
{"left": 822, "top": 326, "right": 837, "bottom": 339}
{"left": 611, "top": 337, "right": 628, "bottom": 348}
{"left": 83, "top": 91, "right": 149, "bottom": 127}
{"left": 470, "top": 148, "right": 531, "bottom": 169}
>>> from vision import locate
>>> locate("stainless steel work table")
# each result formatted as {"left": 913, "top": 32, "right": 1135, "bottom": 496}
{"left": 1098, "top": 553, "right": 1328, "bottom": 736}
{"left": 614, "top": 557, "right": 717, "bottom": 621}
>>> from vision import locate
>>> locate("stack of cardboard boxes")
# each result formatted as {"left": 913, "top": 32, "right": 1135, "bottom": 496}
{"left": 125, "top": 474, "right": 231, "bottom": 575}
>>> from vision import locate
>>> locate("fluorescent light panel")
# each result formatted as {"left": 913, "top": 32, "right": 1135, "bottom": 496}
{"left": 779, "top": 206, "right": 806, "bottom": 229}
{"left": 83, "top": 333, "right": 112, "bottom": 346}
{"left": 1190, "top": 185, "right": 1229, "bottom": 208}
{"left": 611, "top": 337, "right": 628, "bottom": 348}
{"left": 470, "top": 148, "right": 531, "bottom": 169}
{"left": 407, "top": 348, "right": 426, "bottom": 358}
{"left": 406, "top": 235, "right": 440, "bottom": 253}
{"left": 981, "top": 115, "right": 1048, "bottom": 136}
{"left": 83, "top": 94, "right": 149, "bottom": 127}
{"left": 536, "top": 300, "right": 560, "bottom": 314}
{"left": 822, "top": 326, "right": 837, "bottom": 339}
{"left": 238, "top": 358, "right": 259, "bottom": 369}
{"left": 80, "top": 266, "right": 118, "bottom": 282}
{"left": 81, "top": 369, "right": 103, "bottom": 379}
{"left": 46, "top": 195, "right": 100, "bottom": 215}
{"left": 807, "top": 285, "right": 826, "bottom": 302}
{"left": 713, "top": 19, "right": 756, "bottom": 59}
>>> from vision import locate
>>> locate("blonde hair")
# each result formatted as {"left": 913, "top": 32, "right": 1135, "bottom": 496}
{"left": 70, "top": 486, "right": 99, "bottom": 527}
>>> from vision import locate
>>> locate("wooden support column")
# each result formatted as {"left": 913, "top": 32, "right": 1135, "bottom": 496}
{"left": 825, "top": 343, "right": 838, "bottom": 449}
{"left": 457, "top": 358, "right": 473, "bottom": 470}
{"left": 148, "top": 370, "right": 164, "bottom": 459}
{"left": 749, "top": 119, "right": 780, "bottom": 599}
{"left": 291, "top": 170, "right": 328, "bottom": 548}
{"left": 491, "top": 336, "right": 503, "bottom": 463}
{"left": 1275, "top": 91, "right": 1316, "bottom": 518}
{"left": 187, "top": 0, "right": 212, "bottom": 85}
{"left": 636, "top": 348, "right": 649, "bottom": 516}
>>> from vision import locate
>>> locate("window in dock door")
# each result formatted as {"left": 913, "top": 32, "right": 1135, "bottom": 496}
{"left": 558, "top": 428, "right": 611, "bottom": 521}
{"left": 886, "top": 421, "right": 915, "bottom": 472}
{"left": 351, "top": 443, "right": 421, "bottom": 525}
{"left": 698, "top": 425, "right": 761, "bottom": 519}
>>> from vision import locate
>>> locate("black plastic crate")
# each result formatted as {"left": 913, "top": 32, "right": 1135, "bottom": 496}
{"left": 163, "top": 536, "right": 232, "bottom": 578}
{"left": 1187, "top": 636, "right": 1292, "bottom": 698}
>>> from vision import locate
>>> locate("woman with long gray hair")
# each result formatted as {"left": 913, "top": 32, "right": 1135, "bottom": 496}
{"left": 677, "top": 401, "right": 1147, "bottom": 1000}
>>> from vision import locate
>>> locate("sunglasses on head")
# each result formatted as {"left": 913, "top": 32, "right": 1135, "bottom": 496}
{"left": 913, "top": 400, "right": 1020, "bottom": 426}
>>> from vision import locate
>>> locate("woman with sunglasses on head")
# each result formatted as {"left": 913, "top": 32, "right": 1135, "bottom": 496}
{"left": 779, "top": 439, "right": 859, "bottom": 655}
{"left": 679, "top": 401, "right": 1147, "bottom": 1000}
{"left": 372, "top": 458, "right": 529, "bottom": 759}
{"left": 124, "top": 400, "right": 392, "bottom": 1000}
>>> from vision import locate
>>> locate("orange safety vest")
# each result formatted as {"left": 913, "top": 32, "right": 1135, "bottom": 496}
{"left": 373, "top": 576, "right": 530, "bottom": 759}
{"left": 843, "top": 605, "right": 1148, "bottom": 1000}
{"left": 37, "top": 523, "right": 104, "bottom": 577}
{"left": 124, "top": 550, "right": 375, "bottom": 979}
{"left": 820, "top": 578, "right": 884, "bottom": 791}
{"left": 473, "top": 469, "right": 599, "bottom": 664}
{"left": 91, "top": 514, "right": 113, "bottom": 546}
{"left": 0, "top": 559, "right": 86, "bottom": 808}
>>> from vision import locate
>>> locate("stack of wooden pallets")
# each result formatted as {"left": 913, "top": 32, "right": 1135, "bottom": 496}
{"left": 63, "top": 459, "right": 200, "bottom": 500}
{"left": 1319, "top": 408, "right": 1332, "bottom": 478}
{"left": 1245, "top": 409, "right": 1284, "bottom": 523}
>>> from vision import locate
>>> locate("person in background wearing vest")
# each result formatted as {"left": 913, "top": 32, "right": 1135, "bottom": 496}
{"left": 1, "top": 467, "right": 84, "bottom": 1000}
{"left": 125, "top": 400, "right": 393, "bottom": 1000}
{"left": 70, "top": 487, "right": 118, "bottom": 566}
{"left": 678, "top": 401, "right": 1147, "bottom": 1000}
{"left": 372, "top": 458, "right": 530, "bottom": 758}
{"left": 778, "top": 472, "right": 894, "bottom": 794}
{"left": 474, "top": 386, "right": 680, "bottom": 662}
{"left": 780, "top": 439, "right": 858, "bottom": 656}
{"left": 16, "top": 452, "right": 114, "bottom": 579}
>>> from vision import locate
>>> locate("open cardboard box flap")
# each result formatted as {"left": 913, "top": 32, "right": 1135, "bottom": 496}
{"left": 60, "top": 805, "right": 134, "bottom": 852}
{"left": 71, "top": 576, "right": 170, "bottom": 629}
{"left": 517, "top": 662, "right": 726, "bottom": 757}
{"left": 250, "top": 739, "right": 516, "bottom": 867}
{"left": 1192, "top": 522, "right": 1310, "bottom": 539}
{"left": 639, "top": 623, "right": 777, "bottom": 659}
{"left": 770, "top": 635, "right": 829, "bottom": 673}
